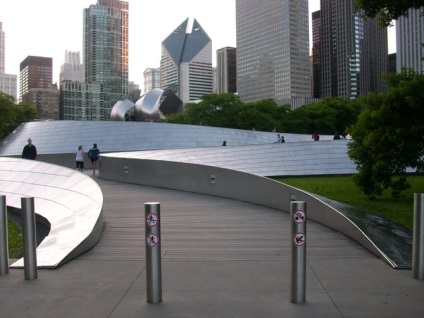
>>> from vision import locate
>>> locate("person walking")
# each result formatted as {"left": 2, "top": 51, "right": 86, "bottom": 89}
{"left": 75, "top": 145, "right": 85, "bottom": 172}
{"left": 22, "top": 138, "right": 37, "bottom": 160}
{"left": 88, "top": 143, "right": 100, "bottom": 176}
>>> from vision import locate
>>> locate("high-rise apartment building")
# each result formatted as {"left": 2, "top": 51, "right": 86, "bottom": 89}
{"left": 143, "top": 67, "right": 161, "bottom": 94}
{"left": 319, "top": 0, "right": 387, "bottom": 99}
{"left": 60, "top": 50, "right": 83, "bottom": 83}
{"left": 83, "top": 0, "right": 128, "bottom": 120}
{"left": 0, "top": 74, "right": 17, "bottom": 99}
{"left": 216, "top": 47, "right": 237, "bottom": 94}
{"left": 60, "top": 81, "right": 102, "bottom": 120}
{"left": 235, "top": 0, "right": 311, "bottom": 105}
{"left": 19, "top": 56, "right": 52, "bottom": 103}
{"left": 160, "top": 18, "right": 213, "bottom": 104}
{"left": 396, "top": 8, "right": 424, "bottom": 73}
{"left": 23, "top": 84, "right": 60, "bottom": 120}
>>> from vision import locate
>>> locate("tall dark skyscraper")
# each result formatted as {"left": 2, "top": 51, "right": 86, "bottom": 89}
{"left": 216, "top": 47, "right": 237, "bottom": 94}
{"left": 19, "top": 56, "right": 52, "bottom": 103}
{"left": 83, "top": 0, "right": 128, "bottom": 120}
{"left": 236, "top": 0, "right": 311, "bottom": 105}
{"left": 319, "top": 0, "right": 387, "bottom": 99}
{"left": 312, "top": 10, "right": 321, "bottom": 98}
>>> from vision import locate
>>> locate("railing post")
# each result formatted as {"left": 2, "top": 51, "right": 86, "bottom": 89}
{"left": 413, "top": 193, "right": 424, "bottom": 280}
{"left": 145, "top": 202, "right": 162, "bottom": 303}
{"left": 0, "top": 195, "right": 9, "bottom": 275}
{"left": 290, "top": 201, "right": 306, "bottom": 304}
{"left": 21, "top": 197, "right": 38, "bottom": 280}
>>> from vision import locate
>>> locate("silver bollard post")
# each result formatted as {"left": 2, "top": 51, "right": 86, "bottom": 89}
{"left": 0, "top": 195, "right": 9, "bottom": 275}
{"left": 21, "top": 197, "right": 38, "bottom": 280}
{"left": 413, "top": 193, "right": 424, "bottom": 280}
{"left": 290, "top": 201, "right": 306, "bottom": 304}
{"left": 145, "top": 202, "right": 162, "bottom": 303}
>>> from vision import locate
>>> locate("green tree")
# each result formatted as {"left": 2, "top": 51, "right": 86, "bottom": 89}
{"left": 242, "top": 99, "right": 283, "bottom": 131}
{"left": 289, "top": 97, "right": 361, "bottom": 135}
{"left": 165, "top": 94, "right": 286, "bottom": 132}
{"left": 165, "top": 93, "right": 244, "bottom": 128}
{"left": 0, "top": 92, "right": 37, "bottom": 140}
{"left": 348, "top": 69, "right": 424, "bottom": 197}
{"left": 355, "top": 0, "right": 424, "bottom": 27}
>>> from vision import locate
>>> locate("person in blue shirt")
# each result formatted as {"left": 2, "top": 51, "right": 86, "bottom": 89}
{"left": 88, "top": 143, "right": 100, "bottom": 176}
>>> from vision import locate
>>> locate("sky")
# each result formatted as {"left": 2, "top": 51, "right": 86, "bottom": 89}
{"left": 0, "top": 0, "right": 395, "bottom": 88}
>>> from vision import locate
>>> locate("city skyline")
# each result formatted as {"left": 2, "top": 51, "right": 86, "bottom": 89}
{"left": 0, "top": 1, "right": 395, "bottom": 92}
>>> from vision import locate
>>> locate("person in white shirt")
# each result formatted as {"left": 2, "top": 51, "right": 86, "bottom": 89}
{"left": 75, "top": 145, "right": 85, "bottom": 172}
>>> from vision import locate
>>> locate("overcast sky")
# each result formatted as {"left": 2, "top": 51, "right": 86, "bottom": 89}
{"left": 0, "top": 0, "right": 395, "bottom": 87}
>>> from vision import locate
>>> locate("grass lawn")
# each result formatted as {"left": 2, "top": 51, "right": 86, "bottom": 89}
{"left": 7, "top": 218, "right": 23, "bottom": 258}
{"left": 276, "top": 175, "right": 424, "bottom": 231}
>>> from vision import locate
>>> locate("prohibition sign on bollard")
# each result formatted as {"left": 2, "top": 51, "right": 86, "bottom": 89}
{"left": 146, "top": 233, "right": 159, "bottom": 247}
{"left": 293, "top": 209, "right": 306, "bottom": 224}
{"left": 293, "top": 232, "right": 306, "bottom": 247}
{"left": 146, "top": 212, "right": 159, "bottom": 228}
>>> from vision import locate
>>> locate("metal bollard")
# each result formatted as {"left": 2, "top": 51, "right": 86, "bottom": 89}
{"left": 145, "top": 202, "right": 162, "bottom": 303}
{"left": 413, "top": 193, "right": 424, "bottom": 280}
{"left": 290, "top": 201, "right": 306, "bottom": 304}
{"left": 21, "top": 197, "right": 38, "bottom": 280}
{"left": 0, "top": 195, "right": 9, "bottom": 275}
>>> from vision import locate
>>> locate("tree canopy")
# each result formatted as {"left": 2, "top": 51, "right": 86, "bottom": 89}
{"left": 0, "top": 92, "right": 37, "bottom": 140}
{"left": 164, "top": 93, "right": 360, "bottom": 137}
{"left": 355, "top": 0, "right": 424, "bottom": 26}
{"left": 347, "top": 69, "right": 424, "bottom": 197}
{"left": 288, "top": 97, "right": 361, "bottom": 135}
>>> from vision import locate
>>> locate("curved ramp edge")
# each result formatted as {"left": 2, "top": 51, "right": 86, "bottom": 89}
{"left": 0, "top": 158, "right": 103, "bottom": 268}
{"left": 99, "top": 153, "right": 409, "bottom": 268}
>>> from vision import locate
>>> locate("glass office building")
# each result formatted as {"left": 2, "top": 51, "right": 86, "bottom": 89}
{"left": 235, "top": 0, "right": 311, "bottom": 105}
{"left": 319, "top": 0, "right": 387, "bottom": 99}
{"left": 396, "top": 8, "right": 424, "bottom": 74}
{"left": 83, "top": 0, "right": 128, "bottom": 120}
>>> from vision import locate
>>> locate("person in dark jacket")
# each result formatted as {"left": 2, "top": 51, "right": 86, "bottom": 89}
{"left": 22, "top": 138, "right": 37, "bottom": 160}
{"left": 88, "top": 143, "right": 100, "bottom": 176}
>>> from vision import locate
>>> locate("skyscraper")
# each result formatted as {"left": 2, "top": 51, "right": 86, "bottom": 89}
{"left": 235, "top": 0, "right": 311, "bottom": 105}
{"left": 0, "top": 22, "right": 4, "bottom": 74}
{"left": 24, "top": 84, "right": 60, "bottom": 120}
{"left": 0, "top": 21, "right": 17, "bottom": 100}
{"left": 83, "top": 0, "right": 128, "bottom": 120}
{"left": 60, "top": 50, "right": 83, "bottom": 83}
{"left": 360, "top": 19, "right": 388, "bottom": 95}
{"left": 160, "top": 18, "right": 213, "bottom": 104}
{"left": 319, "top": 0, "right": 387, "bottom": 99}
{"left": 216, "top": 47, "right": 237, "bottom": 94}
{"left": 143, "top": 67, "right": 161, "bottom": 94}
{"left": 312, "top": 11, "right": 321, "bottom": 98}
{"left": 19, "top": 56, "right": 52, "bottom": 103}
{"left": 396, "top": 8, "right": 424, "bottom": 73}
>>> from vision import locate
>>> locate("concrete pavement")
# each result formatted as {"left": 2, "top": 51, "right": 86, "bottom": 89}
{"left": 1, "top": 176, "right": 423, "bottom": 318}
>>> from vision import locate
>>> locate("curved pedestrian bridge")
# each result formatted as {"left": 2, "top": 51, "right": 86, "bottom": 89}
{"left": 0, "top": 121, "right": 413, "bottom": 269}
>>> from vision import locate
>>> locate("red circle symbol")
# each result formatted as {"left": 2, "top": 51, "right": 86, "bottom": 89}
{"left": 146, "top": 233, "right": 159, "bottom": 247}
{"left": 293, "top": 232, "right": 306, "bottom": 247}
{"left": 146, "top": 213, "right": 159, "bottom": 227}
{"left": 293, "top": 210, "right": 306, "bottom": 224}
